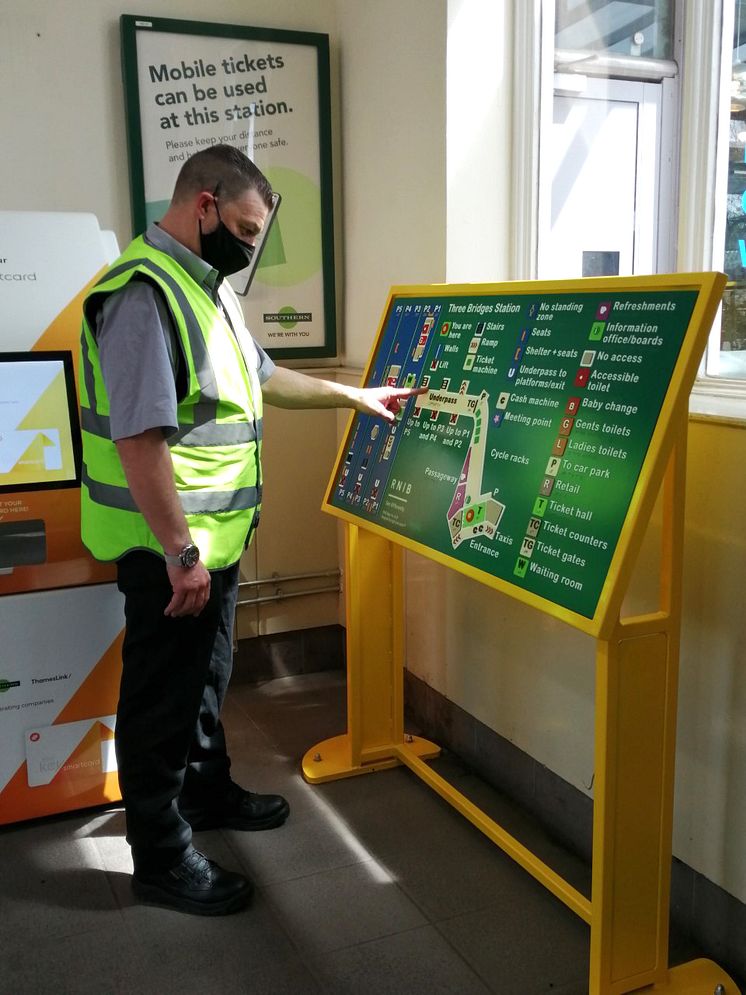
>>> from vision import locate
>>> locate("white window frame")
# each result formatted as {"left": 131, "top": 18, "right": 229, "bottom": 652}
{"left": 690, "top": 0, "right": 746, "bottom": 417}
{"left": 514, "top": 1, "right": 746, "bottom": 419}
{"left": 538, "top": 75, "right": 671, "bottom": 278}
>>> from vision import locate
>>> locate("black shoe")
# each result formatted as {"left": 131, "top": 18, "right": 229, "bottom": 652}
{"left": 185, "top": 783, "right": 290, "bottom": 832}
{"left": 132, "top": 848, "right": 253, "bottom": 916}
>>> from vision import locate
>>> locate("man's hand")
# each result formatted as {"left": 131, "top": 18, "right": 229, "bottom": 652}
{"left": 355, "top": 385, "right": 428, "bottom": 422}
{"left": 164, "top": 561, "right": 211, "bottom": 618}
{"left": 261, "top": 366, "right": 429, "bottom": 421}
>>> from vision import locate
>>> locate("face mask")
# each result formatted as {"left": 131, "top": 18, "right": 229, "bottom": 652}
{"left": 199, "top": 198, "right": 255, "bottom": 276}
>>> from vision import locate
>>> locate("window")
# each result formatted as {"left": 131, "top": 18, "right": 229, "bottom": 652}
{"left": 537, "top": 1, "right": 678, "bottom": 281}
{"left": 555, "top": 0, "right": 674, "bottom": 60}
{"left": 708, "top": 0, "right": 746, "bottom": 380}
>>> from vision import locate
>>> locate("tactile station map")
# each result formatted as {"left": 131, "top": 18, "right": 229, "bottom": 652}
{"left": 327, "top": 289, "right": 698, "bottom": 619}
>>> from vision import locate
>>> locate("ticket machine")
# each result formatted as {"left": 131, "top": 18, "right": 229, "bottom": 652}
{"left": 0, "top": 213, "right": 124, "bottom": 824}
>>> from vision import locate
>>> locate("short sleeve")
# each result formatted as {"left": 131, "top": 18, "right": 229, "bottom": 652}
{"left": 254, "top": 341, "right": 276, "bottom": 384}
{"left": 96, "top": 282, "right": 179, "bottom": 441}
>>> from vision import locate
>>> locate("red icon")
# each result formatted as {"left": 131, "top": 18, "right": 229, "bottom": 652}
{"left": 596, "top": 301, "right": 612, "bottom": 320}
{"left": 558, "top": 416, "right": 574, "bottom": 436}
{"left": 29, "top": 732, "right": 40, "bottom": 742}
{"left": 565, "top": 397, "right": 581, "bottom": 415}
{"left": 574, "top": 368, "right": 590, "bottom": 387}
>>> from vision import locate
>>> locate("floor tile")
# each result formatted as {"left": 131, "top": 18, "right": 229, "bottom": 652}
{"left": 315, "top": 924, "right": 492, "bottom": 994}
{"left": 224, "top": 806, "right": 374, "bottom": 886}
{"left": 426, "top": 752, "right": 592, "bottom": 899}
{"left": 317, "top": 765, "right": 555, "bottom": 922}
{"left": 264, "top": 860, "right": 428, "bottom": 954}
{"left": 227, "top": 672, "right": 347, "bottom": 758}
{"left": 0, "top": 815, "right": 124, "bottom": 942}
{"left": 436, "top": 882, "right": 590, "bottom": 994}
{"left": 124, "top": 891, "right": 321, "bottom": 995}
{"left": 1, "top": 920, "right": 148, "bottom": 995}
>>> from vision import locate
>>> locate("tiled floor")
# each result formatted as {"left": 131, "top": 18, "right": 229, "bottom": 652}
{"left": 0, "top": 672, "right": 732, "bottom": 994}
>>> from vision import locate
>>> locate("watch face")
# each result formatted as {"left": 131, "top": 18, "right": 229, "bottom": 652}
{"left": 181, "top": 544, "right": 200, "bottom": 568}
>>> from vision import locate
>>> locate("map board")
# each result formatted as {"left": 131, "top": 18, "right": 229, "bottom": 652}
{"left": 323, "top": 275, "right": 725, "bottom": 634}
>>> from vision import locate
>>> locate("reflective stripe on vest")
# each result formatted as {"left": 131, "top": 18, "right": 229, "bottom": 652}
{"left": 82, "top": 467, "right": 259, "bottom": 515}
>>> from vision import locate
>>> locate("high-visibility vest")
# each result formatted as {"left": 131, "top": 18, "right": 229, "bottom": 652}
{"left": 79, "top": 235, "right": 262, "bottom": 570}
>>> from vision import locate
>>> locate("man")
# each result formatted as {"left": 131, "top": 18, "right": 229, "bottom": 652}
{"left": 79, "top": 145, "right": 421, "bottom": 916}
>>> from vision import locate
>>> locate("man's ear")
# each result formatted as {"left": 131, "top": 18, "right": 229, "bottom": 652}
{"left": 196, "top": 191, "right": 214, "bottom": 221}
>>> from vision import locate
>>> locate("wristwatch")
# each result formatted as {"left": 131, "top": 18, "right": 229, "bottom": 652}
{"left": 164, "top": 542, "right": 200, "bottom": 568}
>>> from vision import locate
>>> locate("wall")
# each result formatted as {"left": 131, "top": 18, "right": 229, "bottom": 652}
{"left": 0, "top": 0, "right": 339, "bottom": 250}
{"left": 334, "top": 0, "right": 448, "bottom": 368}
{"left": 674, "top": 418, "right": 746, "bottom": 900}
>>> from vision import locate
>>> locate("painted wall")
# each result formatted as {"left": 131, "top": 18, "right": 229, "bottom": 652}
{"left": 0, "top": 0, "right": 339, "bottom": 250}
{"left": 334, "top": 0, "right": 448, "bottom": 368}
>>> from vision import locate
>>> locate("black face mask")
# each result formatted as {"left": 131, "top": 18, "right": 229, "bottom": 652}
{"left": 199, "top": 198, "right": 255, "bottom": 276}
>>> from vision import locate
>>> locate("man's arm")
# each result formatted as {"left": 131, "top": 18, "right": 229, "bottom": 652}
{"left": 116, "top": 429, "right": 211, "bottom": 618}
{"left": 261, "top": 365, "right": 425, "bottom": 422}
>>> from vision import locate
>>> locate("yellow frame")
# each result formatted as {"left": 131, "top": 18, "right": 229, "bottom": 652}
{"left": 322, "top": 272, "right": 726, "bottom": 640}
{"left": 307, "top": 272, "right": 740, "bottom": 994}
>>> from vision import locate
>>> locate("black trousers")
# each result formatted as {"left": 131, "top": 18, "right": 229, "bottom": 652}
{"left": 115, "top": 551, "right": 239, "bottom": 872}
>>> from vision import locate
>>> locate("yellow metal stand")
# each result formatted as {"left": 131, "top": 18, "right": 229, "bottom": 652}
{"left": 303, "top": 420, "right": 740, "bottom": 994}
{"left": 302, "top": 525, "right": 440, "bottom": 783}
{"left": 588, "top": 424, "right": 737, "bottom": 993}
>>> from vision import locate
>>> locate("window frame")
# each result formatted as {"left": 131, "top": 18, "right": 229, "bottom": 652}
{"left": 515, "top": 1, "right": 746, "bottom": 418}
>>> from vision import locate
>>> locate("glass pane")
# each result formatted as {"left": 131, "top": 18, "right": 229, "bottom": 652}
{"left": 555, "top": 0, "right": 674, "bottom": 60}
{"left": 719, "top": 0, "right": 746, "bottom": 379}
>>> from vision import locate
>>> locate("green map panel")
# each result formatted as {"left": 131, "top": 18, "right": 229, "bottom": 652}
{"left": 328, "top": 290, "right": 698, "bottom": 618}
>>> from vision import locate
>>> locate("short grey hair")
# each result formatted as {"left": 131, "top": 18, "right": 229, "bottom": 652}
{"left": 172, "top": 144, "right": 273, "bottom": 209}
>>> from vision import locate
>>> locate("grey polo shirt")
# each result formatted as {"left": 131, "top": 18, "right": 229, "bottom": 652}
{"left": 96, "top": 223, "right": 275, "bottom": 441}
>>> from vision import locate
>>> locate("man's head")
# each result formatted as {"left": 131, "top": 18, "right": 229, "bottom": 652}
{"left": 172, "top": 144, "right": 273, "bottom": 211}
{"left": 161, "top": 144, "right": 274, "bottom": 273}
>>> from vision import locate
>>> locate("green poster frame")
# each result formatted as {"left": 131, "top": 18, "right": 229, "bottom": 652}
{"left": 120, "top": 14, "right": 337, "bottom": 360}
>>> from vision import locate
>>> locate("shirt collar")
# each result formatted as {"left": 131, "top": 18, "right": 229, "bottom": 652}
{"left": 143, "top": 222, "right": 221, "bottom": 298}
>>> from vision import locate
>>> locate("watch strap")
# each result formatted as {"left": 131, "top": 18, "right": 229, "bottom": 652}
{"left": 164, "top": 542, "right": 199, "bottom": 568}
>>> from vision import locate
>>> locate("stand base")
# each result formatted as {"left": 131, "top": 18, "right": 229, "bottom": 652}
{"left": 302, "top": 734, "right": 441, "bottom": 783}
{"left": 646, "top": 958, "right": 741, "bottom": 993}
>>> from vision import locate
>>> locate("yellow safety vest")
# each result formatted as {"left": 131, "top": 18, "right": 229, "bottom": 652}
{"left": 79, "top": 235, "right": 262, "bottom": 569}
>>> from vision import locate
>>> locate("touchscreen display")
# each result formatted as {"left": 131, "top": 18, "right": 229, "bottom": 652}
{"left": 0, "top": 352, "right": 81, "bottom": 493}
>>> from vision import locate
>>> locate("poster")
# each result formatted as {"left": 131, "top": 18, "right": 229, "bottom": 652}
{"left": 121, "top": 15, "right": 336, "bottom": 359}
{"left": 325, "top": 277, "right": 723, "bottom": 628}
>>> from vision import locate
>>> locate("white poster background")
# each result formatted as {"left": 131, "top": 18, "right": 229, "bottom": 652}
{"left": 132, "top": 24, "right": 331, "bottom": 354}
